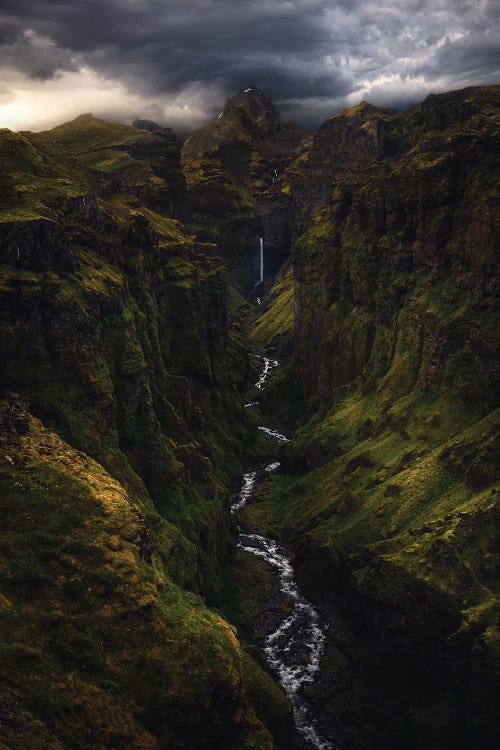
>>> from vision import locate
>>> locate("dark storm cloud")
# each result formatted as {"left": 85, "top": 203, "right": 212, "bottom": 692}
{"left": 0, "top": 0, "right": 499, "bottom": 128}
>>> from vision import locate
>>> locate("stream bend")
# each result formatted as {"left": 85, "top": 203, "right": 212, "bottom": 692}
{"left": 232, "top": 356, "right": 336, "bottom": 750}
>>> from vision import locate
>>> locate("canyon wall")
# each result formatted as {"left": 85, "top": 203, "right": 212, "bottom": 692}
{"left": 259, "top": 85, "right": 499, "bottom": 749}
{"left": 0, "top": 113, "right": 286, "bottom": 749}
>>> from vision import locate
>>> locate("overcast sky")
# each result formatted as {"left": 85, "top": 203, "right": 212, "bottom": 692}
{"left": 0, "top": 0, "right": 498, "bottom": 132}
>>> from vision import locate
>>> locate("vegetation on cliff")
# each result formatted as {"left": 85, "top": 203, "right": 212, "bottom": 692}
{"left": 0, "top": 84, "right": 498, "bottom": 750}
{"left": 0, "top": 398, "right": 276, "bottom": 749}
{"left": 0, "top": 112, "right": 286, "bottom": 748}
{"left": 181, "top": 88, "right": 308, "bottom": 278}
{"left": 248, "top": 84, "right": 499, "bottom": 749}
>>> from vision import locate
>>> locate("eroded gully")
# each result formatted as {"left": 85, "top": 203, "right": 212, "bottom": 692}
{"left": 233, "top": 355, "right": 338, "bottom": 750}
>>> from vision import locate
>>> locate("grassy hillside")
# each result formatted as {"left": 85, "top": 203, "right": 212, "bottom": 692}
{"left": 249, "top": 268, "right": 295, "bottom": 353}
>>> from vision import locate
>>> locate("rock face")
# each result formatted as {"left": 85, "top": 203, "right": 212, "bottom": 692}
{"left": 181, "top": 88, "right": 308, "bottom": 282}
{"left": 0, "top": 218, "right": 79, "bottom": 271}
{"left": 0, "top": 114, "right": 280, "bottom": 748}
{"left": 289, "top": 86, "right": 499, "bottom": 395}
{"left": 256, "top": 84, "right": 499, "bottom": 749}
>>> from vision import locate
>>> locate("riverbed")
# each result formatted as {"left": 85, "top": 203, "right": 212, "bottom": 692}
{"left": 232, "top": 355, "right": 337, "bottom": 750}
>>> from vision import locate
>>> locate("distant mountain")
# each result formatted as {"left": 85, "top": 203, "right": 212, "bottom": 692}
{"left": 183, "top": 87, "right": 307, "bottom": 193}
{"left": 132, "top": 117, "right": 164, "bottom": 132}
{"left": 181, "top": 88, "right": 308, "bottom": 279}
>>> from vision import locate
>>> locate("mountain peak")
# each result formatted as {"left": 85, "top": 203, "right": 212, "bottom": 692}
{"left": 222, "top": 87, "right": 279, "bottom": 127}
{"left": 132, "top": 118, "right": 163, "bottom": 132}
{"left": 72, "top": 113, "right": 96, "bottom": 122}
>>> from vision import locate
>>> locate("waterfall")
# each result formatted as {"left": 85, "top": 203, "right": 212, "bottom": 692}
{"left": 259, "top": 236, "right": 264, "bottom": 283}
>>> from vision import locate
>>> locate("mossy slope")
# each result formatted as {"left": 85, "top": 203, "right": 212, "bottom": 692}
{"left": 0, "top": 114, "right": 278, "bottom": 747}
{"left": 250, "top": 85, "right": 500, "bottom": 749}
{"left": 249, "top": 268, "right": 295, "bottom": 354}
{"left": 0, "top": 397, "right": 272, "bottom": 749}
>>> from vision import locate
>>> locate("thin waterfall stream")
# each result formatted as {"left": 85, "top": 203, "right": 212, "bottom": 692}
{"left": 232, "top": 355, "right": 337, "bottom": 750}
{"left": 259, "top": 236, "right": 264, "bottom": 283}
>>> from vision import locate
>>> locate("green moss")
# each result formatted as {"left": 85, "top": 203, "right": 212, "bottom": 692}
{"left": 246, "top": 85, "right": 500, "bottom": 749}
{"left": 0, "top": 405, "right": 273, "bottom": 749}
{"left": 250, "top": 269, "right": 295, "bottom": 350}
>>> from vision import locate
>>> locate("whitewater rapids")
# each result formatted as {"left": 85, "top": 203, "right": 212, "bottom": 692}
{"left": 232, "top": 355, "right": 336, "bottom": 749}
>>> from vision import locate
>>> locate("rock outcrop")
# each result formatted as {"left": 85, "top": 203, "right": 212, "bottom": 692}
{"left": 181, "top": 88, "right": 308, "bottom": 282}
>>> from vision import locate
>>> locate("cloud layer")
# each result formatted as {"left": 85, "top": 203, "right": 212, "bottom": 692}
{"left": 0, "top": 0, "right": 498, "bottom": 131}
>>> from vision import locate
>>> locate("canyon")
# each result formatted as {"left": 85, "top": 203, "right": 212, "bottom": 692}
{"left": 0, "top": 84, "right": 498, "bottom": 750}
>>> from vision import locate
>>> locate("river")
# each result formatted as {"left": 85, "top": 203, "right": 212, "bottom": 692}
{"left": 232, "top": 355, "right": 337, "bottom": 750}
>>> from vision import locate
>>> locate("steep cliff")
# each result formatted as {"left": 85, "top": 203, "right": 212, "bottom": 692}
{"left": 0, "top": 115, "right": 288, "bottom": 748}
{"left": 0, "top": 397, "right": 276, "bottom": 749}
{"left": 181, "top": 88, "right": 308, "bottom": 282}
{"left": 0, "top": 115, "right": 248, "bottom": 596}
{"left": 251, "top": 85, "right": 499, "bottom": 749}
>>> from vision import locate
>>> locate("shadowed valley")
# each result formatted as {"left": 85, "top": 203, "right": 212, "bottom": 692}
{"left": 0, "top": 84, "right": 498, "bottom": 750}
